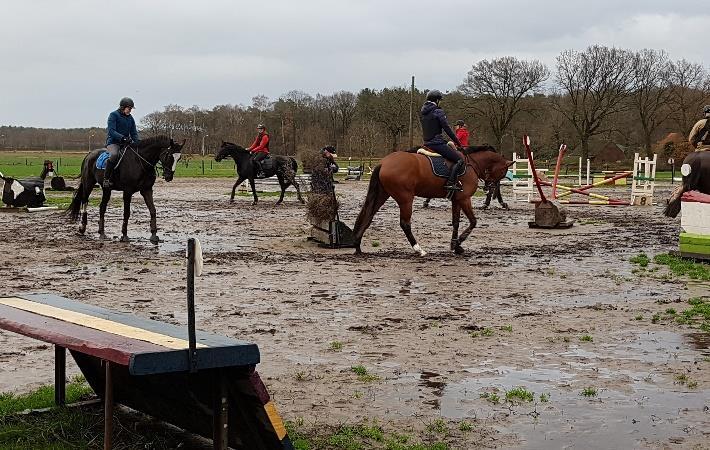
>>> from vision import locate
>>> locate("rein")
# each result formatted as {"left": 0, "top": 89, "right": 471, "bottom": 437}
{"left": 464, "top": 152, "right": 484, "bottom": 181}
{"left": 126, "top": 144, "right": 171, "bottom": 176}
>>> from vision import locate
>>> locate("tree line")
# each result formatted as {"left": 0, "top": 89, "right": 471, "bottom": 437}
{"left": 2, "top": 45, "right": 708, "bottom": 163}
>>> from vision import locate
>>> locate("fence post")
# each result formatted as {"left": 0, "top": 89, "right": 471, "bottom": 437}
{"left": 201, "top": 160, "right": 205, "bottom": 175}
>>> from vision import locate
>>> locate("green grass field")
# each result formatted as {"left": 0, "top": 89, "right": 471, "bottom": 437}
{"left": 0, "top": 151, "right": 377, "bottom": 180}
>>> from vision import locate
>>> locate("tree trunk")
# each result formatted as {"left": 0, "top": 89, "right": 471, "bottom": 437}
{"left": 581, "top": 139, "right": 590, "bottom": 163}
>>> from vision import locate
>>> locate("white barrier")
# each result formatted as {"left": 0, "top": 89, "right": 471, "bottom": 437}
{"left": 630, "top": 153, "right": 657, "bottom": 206}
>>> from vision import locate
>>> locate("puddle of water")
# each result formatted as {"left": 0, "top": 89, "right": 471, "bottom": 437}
{"left": 119, "top": 231, "right": 248, "bottom": 254}
{"left": 439, "top": 369, "right": 708, "bottom": 449}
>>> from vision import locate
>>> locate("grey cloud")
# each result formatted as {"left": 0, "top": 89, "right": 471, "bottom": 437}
{"left": 0, "top": 0, "right": 707, "bottom": 127}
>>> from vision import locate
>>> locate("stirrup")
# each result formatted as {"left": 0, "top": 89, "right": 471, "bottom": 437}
{"left": 103, "top": 179, "right": 112, "bottom": 189}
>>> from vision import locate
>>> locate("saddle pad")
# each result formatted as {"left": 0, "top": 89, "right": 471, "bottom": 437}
{"left": 96, "top": 151, "right": 109, "bottom": 170}
{"left": 427, "top": 156, "right": 466, "bottom": 179}
{"left": 260, "top": 156, "right": 274, "bottom": 172}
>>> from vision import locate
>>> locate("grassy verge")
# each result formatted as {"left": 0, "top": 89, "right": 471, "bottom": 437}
{"left": 286, "top": 420, "right": 456, "bottom": 450}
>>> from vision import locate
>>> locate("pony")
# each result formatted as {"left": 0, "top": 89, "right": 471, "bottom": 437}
{"left": 214, "top": 141, "right": 304, "bottom": 205}
{"left": 68, "top": 136, "right": 184, "bottom": 244}
{"left": 352, "top": 145, "right": 512, "bottom": 256}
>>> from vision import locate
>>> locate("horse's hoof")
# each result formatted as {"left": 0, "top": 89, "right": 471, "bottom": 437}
{"left": 275, "top": 201, "right": 282, "bottom": 206}
{"left": 251, "top": 202, "right": 258, "bottom": 206}
{"left": 99, "top": 233, "right": 107, "bottom": 240}
{"left": 120, "top": 235, "right": 130, "bottom": 243}
{"left": 78, "top": 229, "right": 85, "bottom": 236}
{"left": 412, "top": 244, "right": 427, "bottom": 257}
{"left": 150, "top": 235, "right": 159, "bottom": 245}
{"left": 229, "top": 199, "right": 234, "bottom": 204}
{"left": 454, "top": 246, "right": 465, "bottom": 255}
{"left": 501, "top": 203, "right": 509, "bottom": 210}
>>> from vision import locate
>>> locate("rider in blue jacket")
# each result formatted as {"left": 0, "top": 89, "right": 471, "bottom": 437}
{"left": 420, "top": 90, "right": 463, "bottom": 196}
{"left": 103, "top": 97, "right": 139, "bottom": 188}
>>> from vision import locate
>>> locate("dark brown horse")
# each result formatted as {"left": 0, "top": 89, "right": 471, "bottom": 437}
{"left": 665, "top": 150, "right": 710, "bottom": 217}
{"left": 352, "top": 145, "right": 512, "bottom": 255}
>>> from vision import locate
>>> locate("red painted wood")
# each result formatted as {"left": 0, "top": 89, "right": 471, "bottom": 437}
{"left": 0, "top": 304, "right": 169, "bottom": 366}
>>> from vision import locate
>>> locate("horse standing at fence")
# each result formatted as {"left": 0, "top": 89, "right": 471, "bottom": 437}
{"left": 68, "top": 136, "right": 184, "bottom": 244}
{"left": 214, "top": 141, "right": 304, "bottom": 205}
{"left": 352, "top": 145, "right": 512, "bottom": 256}
{"left": 665, "top": 151, "right": 710, "bottom": 217}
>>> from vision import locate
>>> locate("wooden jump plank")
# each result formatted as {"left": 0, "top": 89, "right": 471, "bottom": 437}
{"left": 0, "top": 297, "right": 204, "bottom": 350}
{"left": 0, "top": 304, "right": 169, "bottom": 365}
{"left": 20, "top": 293, "right": 249, "bottom": 348}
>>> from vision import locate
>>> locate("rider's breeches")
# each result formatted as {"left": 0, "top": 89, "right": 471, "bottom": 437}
{"left": 106, "top": 144, "right": 120, "bottom": 164}
{"left": 426, "top": 142, "right": 462, "bottom": 163}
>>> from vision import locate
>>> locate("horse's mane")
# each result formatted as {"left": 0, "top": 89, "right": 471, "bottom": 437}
{"left": 462, "top": 144, "right": 496, "bottom": 155}
{"left": 138, "top": 135, "right": 171, "bottom": 147}
{"left": 222, "top": 141, "right": 248, "bottom": 152}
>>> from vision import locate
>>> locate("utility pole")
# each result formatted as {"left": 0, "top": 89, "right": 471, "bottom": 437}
{"left": 201, "top": 134, "right": 209, "bottom": 156}
{"left": 408, "top": 75, "right": 415, "bottom": 149}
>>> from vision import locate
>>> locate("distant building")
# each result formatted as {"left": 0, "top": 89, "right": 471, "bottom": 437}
{"left": 590, "top": 142, "right": 627, "bottom": 164}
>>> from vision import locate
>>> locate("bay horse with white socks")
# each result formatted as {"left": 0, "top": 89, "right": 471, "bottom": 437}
{"left": 68, "top": 135, "right": 184, "bottom": 244}
{"left": 352, "top": 145, "right": 512, "bottom": 256}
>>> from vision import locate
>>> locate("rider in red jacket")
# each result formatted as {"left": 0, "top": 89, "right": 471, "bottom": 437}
{"left": 455, "top": 120, "right": 469, "bottom": 147}
{"left": 248, "top": 124, "right": 270, "bottom": 175}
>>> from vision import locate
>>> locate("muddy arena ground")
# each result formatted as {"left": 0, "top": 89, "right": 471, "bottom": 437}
{"left": 1, "top": 178, "right": 708, "bottom": 449}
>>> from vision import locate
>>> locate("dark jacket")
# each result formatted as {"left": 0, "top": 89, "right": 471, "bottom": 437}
{"left": 420, "top": 101, "right": 461, "bottom": 147}
{"left": 106, "top": 110, "right": 139, "bottom": 146}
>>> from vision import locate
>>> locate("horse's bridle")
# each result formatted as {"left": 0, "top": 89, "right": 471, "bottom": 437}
{"left": 464, "top": 149, "right": 502, "bottom": 185}
{"left": 127, "top": 143, "right": 177, "bottom": 177}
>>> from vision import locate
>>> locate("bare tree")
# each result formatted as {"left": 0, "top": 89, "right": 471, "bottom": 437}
{"left": 552, "top": 45, "right": 635, "bottom": 161}
{"left": 666, "top": 59, "right": 710, "bottom": 136}
{"left": 459, "top": 56, "right": 549, "bottom": 154}
{"left": 630, "top": 49, "right": 672, "bottom": 157}
{"left": 357, "top": 87, "right": 410, "bottom": 151}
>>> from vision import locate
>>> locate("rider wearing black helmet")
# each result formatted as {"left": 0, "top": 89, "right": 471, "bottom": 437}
{"left": 689, "top": 105, "right": 710, "bottom": 151}
{"left": 104, "top": 97, "right": 139, "bottom": 188}
{"left": 420, "top": 89, "right": 464, "bottom": 197}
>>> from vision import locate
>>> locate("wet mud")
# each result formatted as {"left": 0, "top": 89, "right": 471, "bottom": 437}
{"left": 0, "top": 178, "right": 708, "bottom": 448}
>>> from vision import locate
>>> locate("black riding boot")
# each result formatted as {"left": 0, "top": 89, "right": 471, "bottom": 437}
{"left": 103, "top": 160, "right": 114, "bottom": 188}
{"left": 444, "top": 160, "right": 464, "bottom": 199}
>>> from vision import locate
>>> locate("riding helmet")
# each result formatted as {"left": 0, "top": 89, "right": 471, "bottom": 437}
{"left": 426, "top": 89, "right": 443, "bottom": 102}
{"left": 703, "top": 105, "right": 710, "bottom": 115}
{"left": 256, "top": 123, "right": 266, "bottom": 130}
{"left": 455, "top": 120, "right": 465, "bottom": 126}
{"left": 119, "top": 97, "right": 135, "bottom": 109}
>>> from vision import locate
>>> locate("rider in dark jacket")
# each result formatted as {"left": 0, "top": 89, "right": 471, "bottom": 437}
{"left": 104, "top": 97, "right": 139, "bottom": 188}
{"left": 420, "top": 90, "right": 463, "bottom": 195}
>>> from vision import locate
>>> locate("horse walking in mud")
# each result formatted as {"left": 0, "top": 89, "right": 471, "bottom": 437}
{"left": 214, "top": 141, "right": 304, "bottom": 205}
{"left": 665, "top": 151, "right": 710, "bottom": 218}
{"left": 68, "top": 135, "right": 184, "bottom": 244}
{"left": 352, "top": 145, "right": 512, "bottom": 256}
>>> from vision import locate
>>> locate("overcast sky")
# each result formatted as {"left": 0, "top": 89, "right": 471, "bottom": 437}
{"left": 1, "top": 0, "right": 708, "bottom": 129}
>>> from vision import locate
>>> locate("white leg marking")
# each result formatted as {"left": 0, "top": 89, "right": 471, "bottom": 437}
{"left": 413, "top": 243, "right": 427, "bottom": 257}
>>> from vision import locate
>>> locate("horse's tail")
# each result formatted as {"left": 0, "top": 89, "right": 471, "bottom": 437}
{"left": 67, "top": 153, "right": 90, "bottom": 222}
{"left": 352, "top": 165, "right": 386, "bottom": 253}
{"left": 664, "top": 184, "right": 686, "bottom": 218}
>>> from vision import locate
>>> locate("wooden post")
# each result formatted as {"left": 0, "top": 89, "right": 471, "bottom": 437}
{"left": 187, "top": 238, "right": 198, "bottom": 372}
{"left": 104, "top": 361, "right": 113, "bottom": 450}
{"left": 212, "top": 371, "right": 228, "bottom": 450}
{"left": 54, "top": 345, "right": 66, "bottom": 406}
{"left": 408, "top": 75, "right": 415, "bottom": 149}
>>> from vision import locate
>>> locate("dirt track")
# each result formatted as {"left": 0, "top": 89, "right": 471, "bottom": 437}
{"left": 1, "top": 178, "right": 708, "bottom": 449}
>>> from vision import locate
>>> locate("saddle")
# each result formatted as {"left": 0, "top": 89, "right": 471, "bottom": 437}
{"left": 416, "top": 148, "right": 466, "bottom": 179}
{"left": 95, "top": 148, "right": 126, "bottom": 170}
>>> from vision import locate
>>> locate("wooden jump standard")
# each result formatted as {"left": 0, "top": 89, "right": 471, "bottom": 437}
{"left": 0, "top": 242, "right": 292, "bottom": 449}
